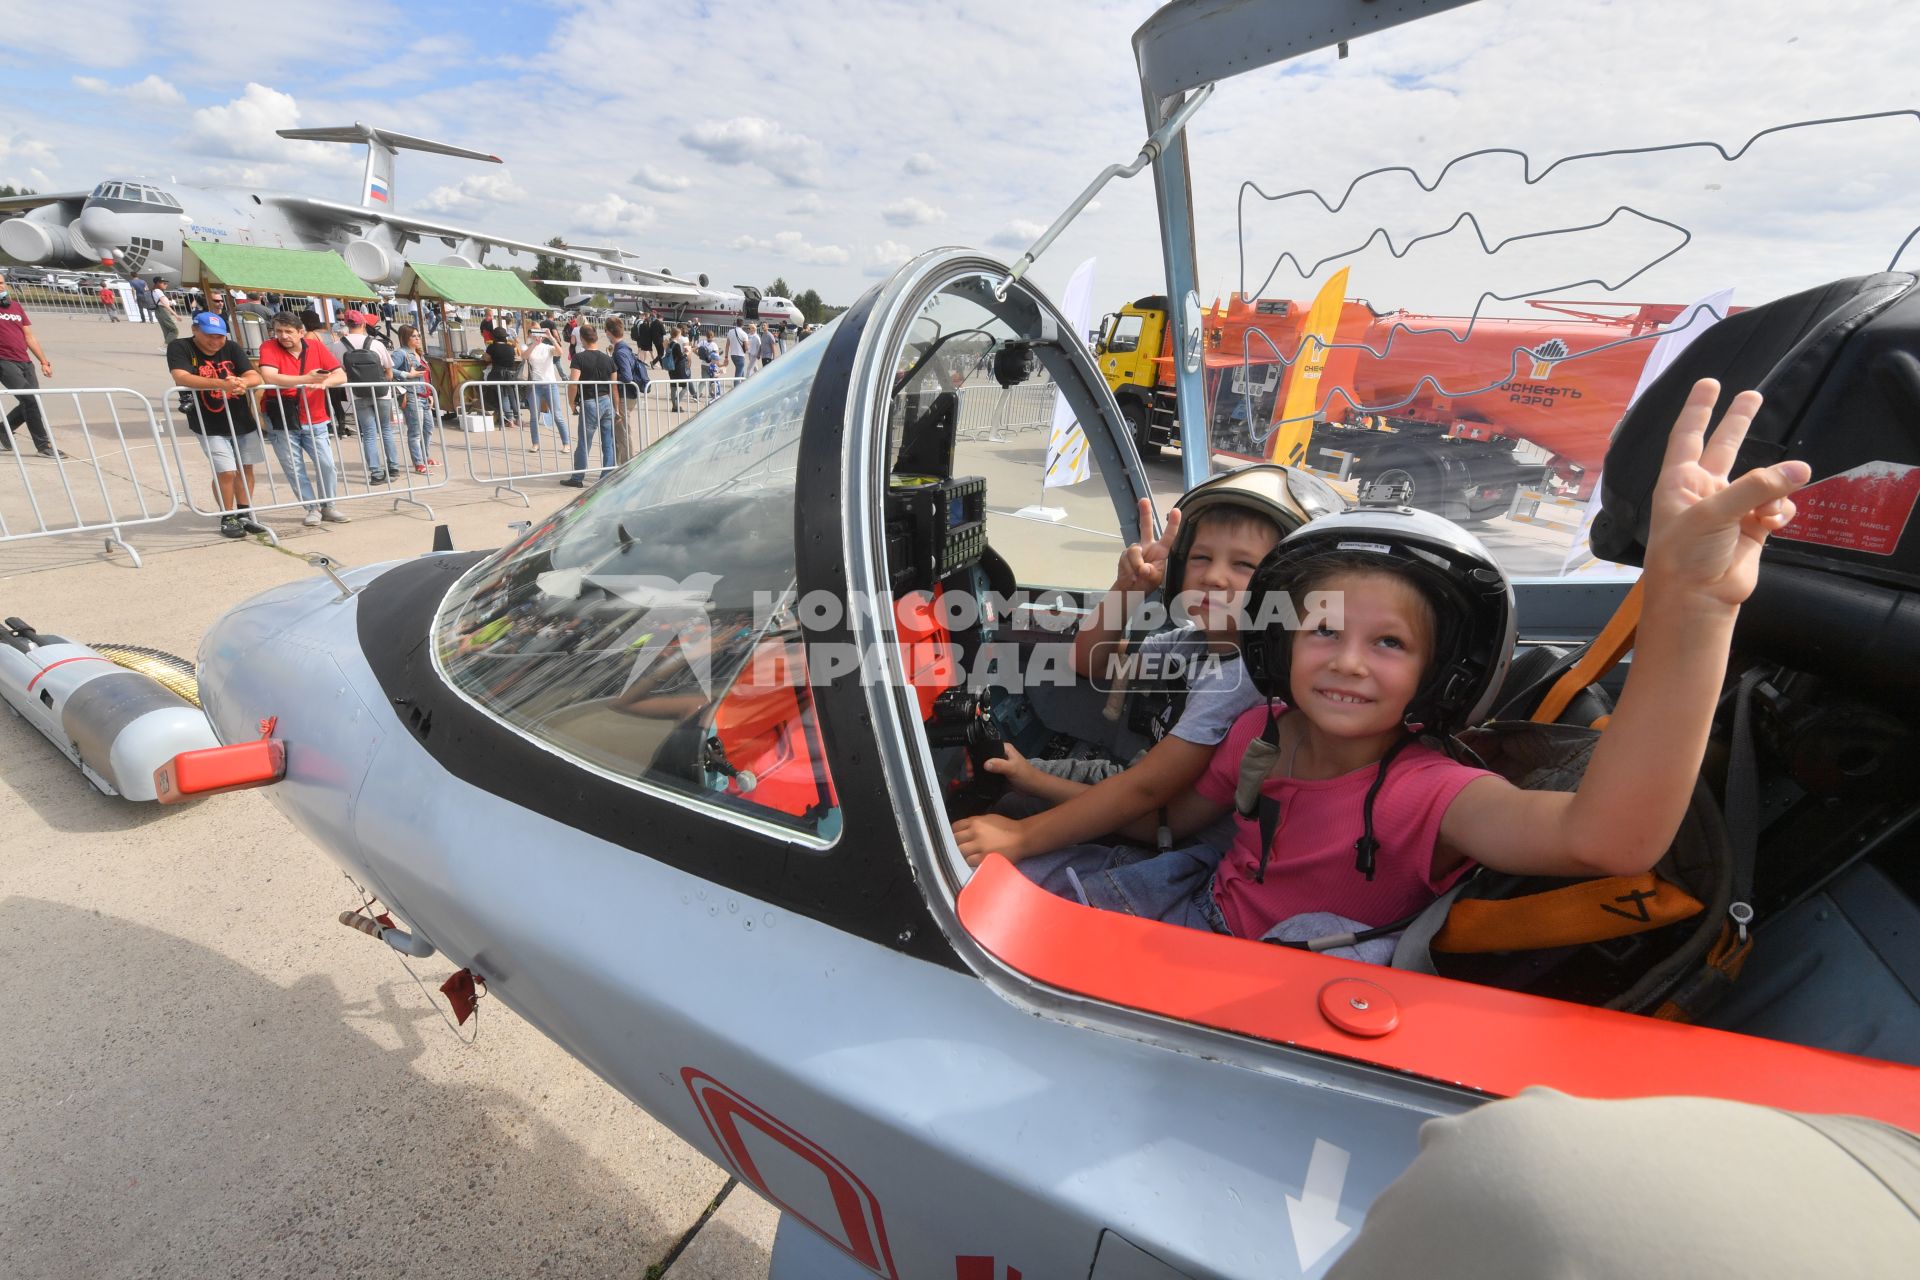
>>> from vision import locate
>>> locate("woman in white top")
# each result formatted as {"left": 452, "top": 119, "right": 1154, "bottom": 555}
{"left": 523, "top": 330, "right": 570, "bottom": 449}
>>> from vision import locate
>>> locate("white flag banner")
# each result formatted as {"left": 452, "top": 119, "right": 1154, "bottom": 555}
{"left": 1043, "top": 256, "right": 1096, "bottom": 490}
{"left": 1561, "top": 287, "right": 1736, "bottom": 577}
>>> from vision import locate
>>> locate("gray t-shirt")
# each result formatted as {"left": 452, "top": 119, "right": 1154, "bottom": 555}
{"left": 1136, "top": 626, "right": 1265, "bottom": 746}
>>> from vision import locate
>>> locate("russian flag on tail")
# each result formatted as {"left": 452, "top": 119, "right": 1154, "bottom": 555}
{"left": 368, "top": 177, "right": 389, "bottom": 203}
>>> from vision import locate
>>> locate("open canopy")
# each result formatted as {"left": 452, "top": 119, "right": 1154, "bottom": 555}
{"left": 179, "top": 241, "right": 377, "bottom": 300}
{"left": 398, "top": 261, "right": 551, "bottom": 311}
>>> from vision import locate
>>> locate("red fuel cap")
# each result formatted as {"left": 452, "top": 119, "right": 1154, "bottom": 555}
{"left": 1319, "top": 978, "right": 1400, "bottom": 1037}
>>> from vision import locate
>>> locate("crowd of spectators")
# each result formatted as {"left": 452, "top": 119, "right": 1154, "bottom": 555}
{"left": 5, "top": 274, "right": 822, "bottom": 541}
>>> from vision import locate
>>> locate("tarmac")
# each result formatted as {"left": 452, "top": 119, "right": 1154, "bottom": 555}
{"left": 2, "top": 314, "right": 782, "bottom": 1279}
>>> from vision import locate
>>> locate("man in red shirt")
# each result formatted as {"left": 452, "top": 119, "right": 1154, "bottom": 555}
{"left": 0, "top": 268, "right": 62, "bottom": 457}
{"left": 97, "top": 282, "right": 123, "bottom": 322}
{"left": 255, "top": 310, "right": 351, "bottom": 525}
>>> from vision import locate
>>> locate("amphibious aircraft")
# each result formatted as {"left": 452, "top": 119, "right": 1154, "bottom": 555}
{"left": 186, "top": 2, "right": 1919, "bottom": 1276}
{"left": 0, "top": 123, "right": 668, "bottom": 290}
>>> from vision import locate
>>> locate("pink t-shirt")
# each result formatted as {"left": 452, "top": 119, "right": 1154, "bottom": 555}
{"left": 1195, "top": 705, "right": 1495, "bottom": 937}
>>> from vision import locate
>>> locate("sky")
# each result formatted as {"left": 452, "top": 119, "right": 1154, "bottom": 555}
{"left": 4, "top": 0, "right": 1919, "bottom": 317}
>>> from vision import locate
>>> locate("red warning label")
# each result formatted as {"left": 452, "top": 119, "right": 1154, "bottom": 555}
{"left": 1773, "top": 462, "right": 1919, "bottom": 557}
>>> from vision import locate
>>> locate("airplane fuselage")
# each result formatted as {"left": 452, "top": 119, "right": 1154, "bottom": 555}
{"left": 1, "top": 179, "right": 491, "bottom": 286}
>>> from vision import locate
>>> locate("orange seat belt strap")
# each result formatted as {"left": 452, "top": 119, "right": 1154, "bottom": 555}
{"left": 1532, "top": 579, "right": 1644, "bottom": 725}
{"left": 1430, "top": 871, "right": 1703, "bottom": 954}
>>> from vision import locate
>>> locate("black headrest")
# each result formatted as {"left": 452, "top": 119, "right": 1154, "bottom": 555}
{"left": 1592, "top": 271, "right": 1920, "bottom": 593}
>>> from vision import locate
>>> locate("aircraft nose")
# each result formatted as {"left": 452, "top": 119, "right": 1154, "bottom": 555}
{"left": 78, "top": 205, "right": 129, "bottom": 250}
{"left": 196, "top": 573, "right": 359, "bottom": 743}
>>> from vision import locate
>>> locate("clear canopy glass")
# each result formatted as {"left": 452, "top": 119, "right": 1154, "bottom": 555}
{"left": 433, "top": 325, "right": 842, "bottom": 841}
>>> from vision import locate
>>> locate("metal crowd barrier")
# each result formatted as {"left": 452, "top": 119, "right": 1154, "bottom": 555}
{"left": 954, "top": 380, "right": 1062, "bottom": 443}
{"left": 4, "top": 279, "right": 148, "bottom": 323}
{"left": 453, "top": 376, "right": 736, "bottom": 505}
{"left": 159, "top": 376, "right": 449, "bottom": 534}
{"left": 0, "top": 386, "right": 181, "bottom": 566}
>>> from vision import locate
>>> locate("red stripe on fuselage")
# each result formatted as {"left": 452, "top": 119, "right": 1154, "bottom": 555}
{"left": 26, "top": 655, "right": 111, "bottom": 693}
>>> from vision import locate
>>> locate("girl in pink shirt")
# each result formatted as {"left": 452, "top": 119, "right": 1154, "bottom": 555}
{"left": 1102, "top": 379, "right": 1809, "bottom": 950}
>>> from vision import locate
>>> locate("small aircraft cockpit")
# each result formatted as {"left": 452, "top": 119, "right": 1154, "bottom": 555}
{"left": 86, "top": 181, "right": 184, "bottom": 211}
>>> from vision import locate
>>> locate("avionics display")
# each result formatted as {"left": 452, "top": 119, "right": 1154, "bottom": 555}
{"left": 885, "top": 475, "right": 988, "bottom": 594}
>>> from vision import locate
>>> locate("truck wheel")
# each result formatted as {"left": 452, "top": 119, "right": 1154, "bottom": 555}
{"left": 1123, "top": 401, "right": 1160, "bottom": 459}
{"left": 1365, "top": 458, "right": 1442, "bottom": 511}
{"left": 1461, "top": 481, "right": 1519, "bottom": 525}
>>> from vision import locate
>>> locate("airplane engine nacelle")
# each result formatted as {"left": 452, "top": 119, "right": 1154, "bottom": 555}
{"left": 438, "top": 253, "right": 478, "bottom": 271}
{"left": 342, "top": 238, "right": 399, "bottom": 284}
{"left": 0, "top": 216, "right": 74, "bottom": 265}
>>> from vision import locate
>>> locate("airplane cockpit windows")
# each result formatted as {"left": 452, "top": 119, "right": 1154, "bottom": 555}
{"left": 432, "top": 325, "right": 843, "bottom": 843}
{"left": 86, "top": 182, "right": 181, "bottom": 210}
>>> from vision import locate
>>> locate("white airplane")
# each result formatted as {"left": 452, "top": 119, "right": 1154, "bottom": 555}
{"left": 540, "top": 265, "right": 805, "bottom": 331}
{"left": 0, "top": 123, "right": 672, "bottom": 291}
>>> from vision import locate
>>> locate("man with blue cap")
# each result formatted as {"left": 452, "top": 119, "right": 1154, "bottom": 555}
{"left": 167, "top": 310, "right": 267, "bottom": 538}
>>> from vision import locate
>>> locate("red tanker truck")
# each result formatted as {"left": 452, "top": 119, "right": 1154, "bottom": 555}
{"left": 1095, "top": 292, "right": 1733, "bottom": 522}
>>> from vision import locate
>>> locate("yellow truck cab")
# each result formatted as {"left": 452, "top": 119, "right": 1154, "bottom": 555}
{"left": 1094, "top": 296, "right": 1171, "bottom": 456}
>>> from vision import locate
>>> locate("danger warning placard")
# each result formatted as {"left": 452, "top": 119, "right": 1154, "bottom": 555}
{"left": 1772, "top": 461, "right": 1919, "bottom": 557}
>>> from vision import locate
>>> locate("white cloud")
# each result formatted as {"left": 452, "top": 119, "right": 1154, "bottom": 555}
{"left": 574, "top": 193, "right": 656, "bottom": 234}
{"left": 787, "top": 192, "right": 826, "bottom": 215}
{"left": 733, "top": 230, "right": 850, "bottom": 266}
{"left": 419, "top": 171, "right": 527, "bottom": 215}
{"left": 880, "top": 196, "right": 945, "bottom": 227}
{"left": 681, "top": 116, "right": 826, "bottom": 188}
{"left": 865, "top": 240, "right": 914, "bottom": 276}
{"left": 987, "top": 219, "right": 1048, "bottom": 250}
{"left": 632, "top": 164, "right": 692, "bottom": 193}
{"left": 0, "top": 130, "right": 57, "bottom": 172}
{"left": 74, "top": 73, "right": 184, "bottom": 107}
{"left": 903, "top": 151, "right": 938, "bottom": 176}
{"left": 186, "top": 84, "right": 351, "bottom": 173}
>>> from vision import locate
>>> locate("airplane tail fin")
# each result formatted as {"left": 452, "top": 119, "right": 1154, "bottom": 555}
{"left": 275, "top": 123, "right": 502, "bottom": 210}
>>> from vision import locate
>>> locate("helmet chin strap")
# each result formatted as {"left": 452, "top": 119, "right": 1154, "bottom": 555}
{"left": 1238, "top": 697, "right": 1417, "bottom": 884}
{"left": 1354, "top": 734, "right": 1414, "bottom": 880}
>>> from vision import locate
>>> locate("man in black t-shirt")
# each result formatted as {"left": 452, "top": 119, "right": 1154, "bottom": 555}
{"left": 167, "top": 311, "right": 267, "bottom": 537}
{"left": 563, "top": 324, "right": 621, "bottom": 487}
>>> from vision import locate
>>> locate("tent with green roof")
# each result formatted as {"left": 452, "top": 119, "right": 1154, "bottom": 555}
{"left": 397, "top": 262, "right": 550, "bottom": 311}
{"left": 179, "top": 241, "right": 378, "bottom": 300}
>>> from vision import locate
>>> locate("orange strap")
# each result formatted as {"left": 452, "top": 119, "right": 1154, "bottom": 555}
{"left": 1431, "top": 872, "right": 1703, "bottom": 954}
{"left": 1531, "top": 579, "right": 1644, "bottom": 724}
{"left": 1652, "top": 923, "right": 1755, "bottom": 1022}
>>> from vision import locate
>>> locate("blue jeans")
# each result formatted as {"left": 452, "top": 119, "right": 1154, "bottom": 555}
{"left": 268, "top": 423, "right": 340, "bottom": 508}
{"left": 402, "top": 393, "right": 433, "bottom": 466}
{"left": 1018, "top": 841, "right": 1228, "bottom": 931}
{"left": 353, "top": 393, "right": 402, "bottom": 476}
{"left": 571, "top": 395, "right": 614, "bottom": 480}
{"left": 531, "top": 383, "right": 569, "bottom": 446}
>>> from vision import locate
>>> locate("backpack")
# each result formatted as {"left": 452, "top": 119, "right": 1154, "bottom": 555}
{"left": 339, "top": 337, "right": 386, "bottom": 387}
